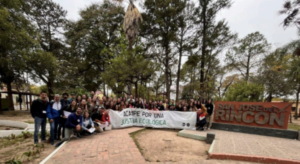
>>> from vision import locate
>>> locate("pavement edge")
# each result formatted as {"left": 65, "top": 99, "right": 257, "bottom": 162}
{"left": 209, "top": 153, "right": 300, "bottom": 164}
{"left": 39, "top": 141, "right": 68, "bottom": 164}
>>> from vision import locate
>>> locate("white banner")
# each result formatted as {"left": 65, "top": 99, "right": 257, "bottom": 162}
{"left": 109, "top": 108, "right": 197, "bottom": 130}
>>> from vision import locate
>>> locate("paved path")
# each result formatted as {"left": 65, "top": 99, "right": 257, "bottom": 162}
{"left": 46, "top": 128, "right": 258, "bottom": 164}
{"left": 186, "top": 129, "right": 300, "bottom": 162}
{"left": 46, "top": 127, "right": 146, "bottom": 164}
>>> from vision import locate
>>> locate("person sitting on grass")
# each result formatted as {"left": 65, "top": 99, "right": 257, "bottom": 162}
{"left": 81, "top": 111, "right": 95, "bottom": 135}
{"left": 55, "top": 107, "right": 83, "bottom": 147}
{"left": 196, "top": 107, "right": 207, "bottom": 131}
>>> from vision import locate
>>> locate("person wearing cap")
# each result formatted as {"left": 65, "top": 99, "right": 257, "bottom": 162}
{"left": 91, "top": 107, "right": 105, "bottom": 133}
{"left": 69, "top": 93, "right": 76, "bottom": 102}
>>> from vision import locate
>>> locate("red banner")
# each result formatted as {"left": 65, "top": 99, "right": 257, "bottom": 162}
{"left": 214, "top": 101, "right": 292, "bottom": 130}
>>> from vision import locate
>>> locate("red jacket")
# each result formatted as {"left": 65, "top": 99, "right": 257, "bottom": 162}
{"left": 102, "top": 114, "right": 110, "bottom": 123}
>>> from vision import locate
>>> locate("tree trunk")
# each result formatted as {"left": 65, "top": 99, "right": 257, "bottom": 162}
{"left": 135, "top": 81, "right": 138, "bottom": 98}
{"left": 47, "top": 80, "right": 54, "bottom": 101}
{"left": 165, "top": 46, "right": 170, "bottom": 100}
{"left": 245, "top": 53, "right": 251, "bottom": 82}
{"left": 103, "top": 82, "right": 106, "bottom": 97}
{"left": 176, "top": 39, "right": 183, "bottom": 102}
{"left": 265, "top": 92, "right": 272, "bottom": 102}
{"left": 200, "top": 1, "right": 207, "bottom": 98}
{"left": 7, "top": 82, "right": 15, "bottom": 111}
{"left": 295, "top": 85, "right": 300, "bottom": 119}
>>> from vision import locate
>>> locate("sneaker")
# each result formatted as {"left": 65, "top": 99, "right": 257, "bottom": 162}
{"left": 51, "top": 141, "right": 54, "bottom": 145}
{"left": 76, "top": 134, "right": 81, "bottom": 139}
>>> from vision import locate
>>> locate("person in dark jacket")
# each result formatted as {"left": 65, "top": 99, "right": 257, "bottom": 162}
{"left": 60, "top": 93, "right": 70, "bottom": 107}
{"left": 59, "top": 100, "right": 77, "bottom": 139}
{"left": 55, "top": 107, "right": 83, "bottom": 147}
{"left": 30, "top": 91, "right": 49, "bottom": 144}
{"left": 205, "top": 99, "right": 214, "bottom": 130}
{"left": 196, "top": 108, "right": 207, "bottom": 131}
{"left": 157, "top": 101, "right": 165, "bottom": 111}
{"left": 91, "top": 107, "right": 105, "bottom": 133}
{"left": 176, "top": 104, "right": 183, "bottom": 111}
{"left": 136, "top": 100, "right": 144, "bottom": 109}
{"left": 47, "top": 94, "right": 62, "bottom": 144}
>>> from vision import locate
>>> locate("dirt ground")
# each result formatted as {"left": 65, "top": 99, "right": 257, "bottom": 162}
{"left": 0, "top": 111, "right": 54, "bottom": 163}
{"left": 133, "top": 129, "right": 211, "bottom": 162}
{"left": 0, "top": 136, "right": 55, "bottom": 164}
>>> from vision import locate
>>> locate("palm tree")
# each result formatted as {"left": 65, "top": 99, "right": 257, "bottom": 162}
{"left": 279, "top": 0, "right": 300, "bottom": 29}
{"left": 123, "top": 0, "right": 143, "bottom": 50}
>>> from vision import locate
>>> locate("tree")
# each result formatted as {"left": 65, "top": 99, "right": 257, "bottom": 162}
{"left": 216, "top": 71, "right": 239, "bottom": 100}
{"left": 26, "top": 0, "right": 68, "bottom": 100}
{"left": 65, "top": 1, "right": 125, "bottom": 94}
{"left": 279, "top": 39, "right": 300, "bottom": 119}
{"left": 194, "top": 0, "right": 237, "bottom": 97}
{"left": 226, "top": 32, "right": 270, "bottom": 82}
{"left": 255, "top": 49, "right": 293, "bottom": 102}
{"left": 225, "top": 81, "right": 264, "bottom": 102}
{"left": 102, "top": 34, "right": 155, "bottom": 97}
{"left": 288, "top": 57, "right": 300, "bottom": 118}
{"left": 175, "top": 1, "right": 197, "bottom": 102}
{"left": 141, "top": 0, "right": 186, "bottom": 100}
{"left": 123, "top": 0, "right": 143, "bottom": 50}
{"left": 0, "top": 0, "right": 36, "bottom": 110}
{"left": 279, "top": 0, "right": 300, "bottom": 30}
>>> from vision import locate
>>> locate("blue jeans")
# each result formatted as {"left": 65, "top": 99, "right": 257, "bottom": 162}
{"left": 34, "top": 117, "right": 47, "bottom": 143}
{"left": 49, "top": 117, "right": 60, "bottom": 141}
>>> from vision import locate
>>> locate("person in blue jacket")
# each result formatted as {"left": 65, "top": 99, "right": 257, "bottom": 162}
{"left": 55, "top": 107, "right": 83, "bottom": 147}
{"left": 47, "top": 94, "right": 62, "bottom": 145}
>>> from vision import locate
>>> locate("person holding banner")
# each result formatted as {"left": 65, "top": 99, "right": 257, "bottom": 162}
{"left": 196, "top": 106, "right": 207, "bottom": 131}
{"left": 136, "top": 100, "right": 144, "bottom": 109}
{"left": 101, "top": 110, "right": 111, "bottom": 131}
{"left": 91, "top": 107, "right": 105, "bottom": 133}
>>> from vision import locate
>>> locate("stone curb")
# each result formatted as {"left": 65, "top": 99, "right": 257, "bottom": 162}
{"left": 40, "top": 141, "right": 68, "bottom": 164}
{"left": 177, "top": 130, "right": 206, "bottom": 141}
{"left": 208, "top": 139, "right": 215, "bottom": 154}
{"left": 209, "top": 153, "right": 300, "bottom": 164}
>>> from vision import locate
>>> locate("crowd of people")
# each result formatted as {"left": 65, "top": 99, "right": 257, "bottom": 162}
{"left": 30, "top": 91, "right": 214, "bottom": 147}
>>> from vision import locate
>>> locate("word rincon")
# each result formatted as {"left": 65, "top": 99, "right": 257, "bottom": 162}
{"left": 214, "top": 102, "right": 291, "bottom": 129}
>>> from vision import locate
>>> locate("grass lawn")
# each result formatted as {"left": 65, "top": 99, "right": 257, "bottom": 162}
{"left": 288, "top": 123, "right": 300, "bottom": 131}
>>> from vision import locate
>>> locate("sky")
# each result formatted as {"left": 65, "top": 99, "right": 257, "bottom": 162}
{"left": 52, "top": 0, "right": 299, "bottom": 47}
{"left": 48, "top": 0, "right": 298, "bottom": 98}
